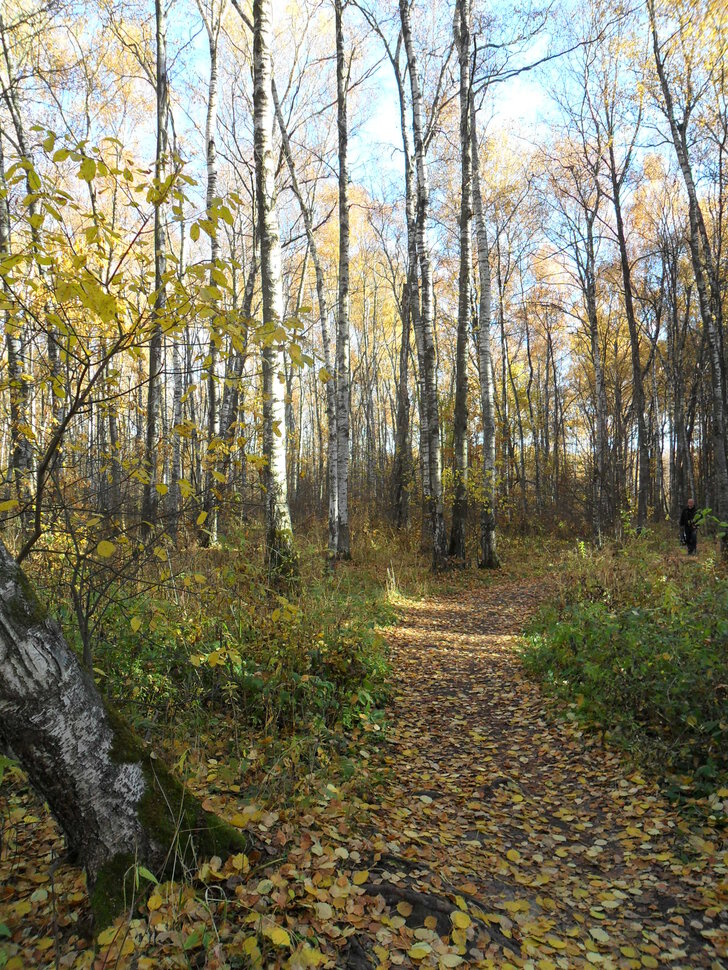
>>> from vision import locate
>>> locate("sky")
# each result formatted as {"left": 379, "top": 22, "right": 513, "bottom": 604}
{"left": 349, "top": 33, "right": 554, "bottom": 197}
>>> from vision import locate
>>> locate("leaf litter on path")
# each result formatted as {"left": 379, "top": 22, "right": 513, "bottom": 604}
{"left": 1, "top": 574, "right": 727, "bottom": 968}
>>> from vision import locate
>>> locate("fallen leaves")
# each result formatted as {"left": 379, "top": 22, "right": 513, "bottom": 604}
{"left": 1, "top": 574, "right": 727, "bottom": 968}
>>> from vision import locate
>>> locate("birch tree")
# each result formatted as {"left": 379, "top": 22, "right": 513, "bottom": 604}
{"left": 399, "top": 0, "right": 447, "bottom": 568}
{"left": 0, "top": 541, "right": 247, "bottom": 926}
{"left": 471, "top": 98, "right": 499, "bottom": 567}
{"left": 647, "top": 0, "right": 728, "bottom": 541}
{"left": 335, "top": 0, "right": 351, "bottom": 559}
{"left": 140, "top": 0, "right": 169, "bottom": 539}
{"left": 448, "top": 0, "right": 471, "bottom": 562}
{"left": 198, "top": 0, "right": 228, "bottom": 545}
{"left": 254, "top": 0, "right": 297, "bottom": 578}
{"left": 272, "top": 79, "right": 339, "bottom": 555}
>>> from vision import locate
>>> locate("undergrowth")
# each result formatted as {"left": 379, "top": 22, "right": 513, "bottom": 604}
{"left": 28, "top": 518, "right": 411, "bottom": 806}
{"left": 522, "top": 530, "right": 728, "bottom": 810}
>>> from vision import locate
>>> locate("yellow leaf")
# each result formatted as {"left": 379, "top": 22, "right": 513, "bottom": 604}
{"left": 263, "top": 925, "right": 291, "bottom": 947}
{"left": 641, "top": 959, "right": 658, "bottom": 969}
{"left": 242, "top": 935, "right": 261, "bottom": 958}
{"left": 506, "top": 848, "right": 520, "bottom": 862}
{"left": 155, "top": 483, "right": 169, "bottom": 496}
{"left": 197, "top": 510, "right": 208, "bottom": 526}
{"left": 451, "top": 911, "right": 471, "bottom": 929}
{"left": 0, "top": 499, "right": 19, "bottom": 512}
{"left": 353, "top": 869, "right": 369, "bottom": 885}
{"left": 130, "top": 617, "right": 142, "bottom": 633}
{"left": 397, "top": 901, "right": 413, "bottom": 917}
{"left": 97, "top": 540, "right": 115, "bottom": 558}
{"left": 147, "top": 894, "right": 163, "bottom": 911}
{"left": 408, "top": 944, "right": 431, "bottom": 959}
{"left": 589, "top": 927, "right": 609, "bottom": 944}
{"left": 97, "top": 926, "right": 119, "bottom": 946}
{"left": 78, "top": 157, "right": 96, "bottom": 182}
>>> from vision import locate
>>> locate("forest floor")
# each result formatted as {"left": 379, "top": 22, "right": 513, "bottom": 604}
{"left": 2, "top": 561, "right": 728, "bottom": 969}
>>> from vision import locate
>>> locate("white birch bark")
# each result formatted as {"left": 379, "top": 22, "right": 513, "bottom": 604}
{"left": 254, "top": 0, "right": 296, "bottom": 578}
{"left": 470, "top": 99, "right": 499, "bottom": 568}
{"left": 0, "top": 541, "right": 247, "bottom": 924}
{"left": 198, "top": 0, "right": 228, "bottom": 544}
{"left": 335, "top": 0, "right": 351, "bottom": 559}
{"left": 448, "top": 0, "right": 471, "bottom": 562}
{"left": 399, "top": 0, "right": 446, "bottom": 567}
{"left": 141, "top": 0, "right": 168, "bottom": 539}
{"left": 272, "top": 80, "right": 339, "bottom": 555}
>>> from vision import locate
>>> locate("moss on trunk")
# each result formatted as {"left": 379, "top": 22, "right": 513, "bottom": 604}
{"left": 91, "top": 704, "right": 249, "bottom": 928}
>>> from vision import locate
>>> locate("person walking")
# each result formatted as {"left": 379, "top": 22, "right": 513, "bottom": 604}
{"left": 679, "top": 498, "right": 698, "bottom": 555}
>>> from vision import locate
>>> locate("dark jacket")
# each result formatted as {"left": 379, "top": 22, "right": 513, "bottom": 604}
{"left": 679, "top": 505, "right": 697, "bottom": 529}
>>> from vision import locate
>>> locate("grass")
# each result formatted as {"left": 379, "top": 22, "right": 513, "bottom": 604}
{"left": 522, "top": 528, "right": 728, "bottom": 808}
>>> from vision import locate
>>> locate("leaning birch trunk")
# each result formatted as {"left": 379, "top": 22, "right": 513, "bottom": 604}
{"left": 0, "top": 541, "right": 246, "bottom": 927}
{"left": 400, "top": 0, "right": 446, "bottom": 568}
{"left": 141, "top": 0, "right": 168, "bottom": 540}
{"left": 448, "top": 0, "right": 471, "bottom": 562}
{"left": 271, "top": 79, "right": 339, "bottom": 556}
{"left": 470, "top": 99, "right": 499, "bottom": 567}
{"left": 335, "top": 0, "right": 351, "bottom": 559}
{"left": 254, "top": 0, "right": 297, "bottom": 579}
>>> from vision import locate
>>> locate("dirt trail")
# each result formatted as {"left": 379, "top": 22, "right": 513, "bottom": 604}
{"left": 358, "top": 576, "right": 728, "bottom": 968}
{"left": 2, "top": 575, "right": 727, "bottom": 970}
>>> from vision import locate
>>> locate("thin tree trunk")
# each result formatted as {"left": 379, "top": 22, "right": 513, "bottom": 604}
{"left": 400, "top": 0, "right": 446, "bottom": 567}
{"left": 254, "top": 0, "right": 296, "bottom": 579}
{"left": 471, "top": 98, "right": 499, "bottom": 567}
{"left": 271, "top": 80, "right": 339, "bottom": 555}
{"left": 335, "top": 0, "right": 351, "bottom": 559}
{"left": 141, "top": 0, "right": 169, "bottom": 539}
{"left": 648, "top": 0, "right": 728, "bottom": 540}
{"left": 448, "top": 0, "right": 471, "bottom": 562}
{"left": 0, "top": 132, "right": 32, "bottom": 517}
{"left": 200, "top": 2, "right": 226, "bottom": 545}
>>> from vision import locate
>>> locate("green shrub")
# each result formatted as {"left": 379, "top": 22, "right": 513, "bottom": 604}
{"left": 523, "top": 535, "right": 728, "bottom": 800}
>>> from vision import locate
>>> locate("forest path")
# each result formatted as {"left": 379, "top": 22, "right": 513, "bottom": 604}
{"left": 353, "top": 574, "right": 728, "bottom": 969}
{"left": 2, "top": 570, "right": 727, "bottom": 970}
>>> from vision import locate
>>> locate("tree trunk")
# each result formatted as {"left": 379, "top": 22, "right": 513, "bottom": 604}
{"left": 200, "top": 3, "right": 226, "bottom": 546}
{"left": 0, "top": 131, "right": 32, "bottom": 517}
{"left": 648, "top": 0, "right": 728, "bottom": 540}
{"left": 335, "top": 0, "right": 351, "bottom": 560}
{"left": 448, "top": 0, "right": 471, "bottom": 563}
{"left": 471, "top": 98, "right": 499, "bottom": 568}
{"left": 0, "top": 541, "right": 247, "bottom": 928}
{"left": 271, "top": 79, "right": 339, "bottom": 556}
{"left": 141, "top": 0, "right": 169, "bottom": 540}
{"left": 400, "top": 0, "right": 446, "bottom": 568}
{"left": 254, "top": 0, "right": 297, "bottom": 579}
{"left": 607, "top": 142, "right": 650, "bottom": 529}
